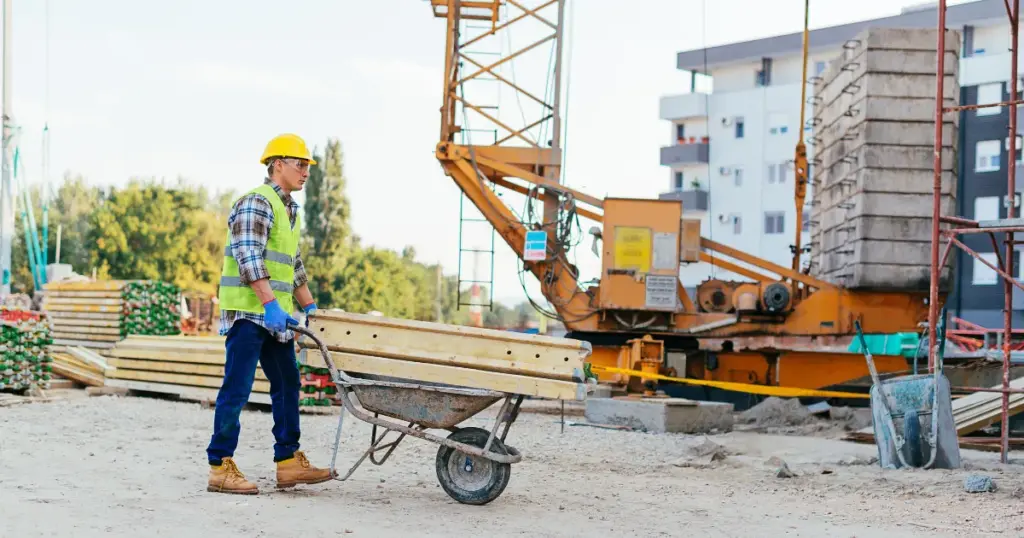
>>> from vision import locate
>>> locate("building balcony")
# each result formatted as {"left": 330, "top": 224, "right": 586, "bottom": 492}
{"left": 661, "top": 140, "right": 709, "bottom": 167}
{"left": 659, "top": 92, "right": 709, "bottom": 121}
{"left": 659, "top": 188, "right": 709, "bottom": 212}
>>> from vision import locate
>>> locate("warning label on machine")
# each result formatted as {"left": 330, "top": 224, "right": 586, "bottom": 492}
{"left": 613, "top": 226, "right": 651, "bottom": 272}
{"left": 645, "top": 274, "right": 677, "bottom": 310}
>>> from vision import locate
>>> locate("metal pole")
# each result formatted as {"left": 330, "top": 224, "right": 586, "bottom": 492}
{"left": 0, "top": 0, "right": 12, "bottom": 297}
{"left": 1001, "top": 0, "right": 1020, "bottom": 464}
{"left": 928, "top": 0, "right": 948, "bottom": 373}
{"left": 542, "top": 0, "right": 566, "bottom": 247}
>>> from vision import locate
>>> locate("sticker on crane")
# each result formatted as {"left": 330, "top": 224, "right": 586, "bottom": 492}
{"left": 524, "top": 230, "right": 547, "bottom": 261}
{"left": 613, "top": 226, "right": 651, "bottom": 272}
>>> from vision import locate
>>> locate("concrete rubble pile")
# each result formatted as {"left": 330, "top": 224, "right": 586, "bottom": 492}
{"left": 807, "top": 27, "right": 960, "bottom": 290}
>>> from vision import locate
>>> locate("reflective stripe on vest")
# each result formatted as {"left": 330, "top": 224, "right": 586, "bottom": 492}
{"left": 223, "top": 244, "right": 294, "bottom": 266}
{"left": 219, "top": 275, "right": 294, "bottom": 293}
{"left": 217, "top": 183, "right": 302, "bottom": 315}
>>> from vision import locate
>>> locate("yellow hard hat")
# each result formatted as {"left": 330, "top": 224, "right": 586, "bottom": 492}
{"left": 260, "top": 133, "right": 317, "bottom": 165}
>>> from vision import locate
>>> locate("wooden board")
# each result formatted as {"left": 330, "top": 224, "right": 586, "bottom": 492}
{"left": 105, "top": 378, "right": 272, "bottom": 405}
{"left": 105, "top": 369, "right": 271, "bottom": 394}
{"left": 104, "top": 347, "right": 226, "bottom": 365}
{"left": 50, "top": 359, "right": 105, "bottom": 387}
{"left": 305, "top": 310, "right": 590, "bottom": 382}
{"left": 304, "top": 348, "right": 588, "bottom": 401}
{"left": 106, "top": 357, "right": 269, "bottom": 382}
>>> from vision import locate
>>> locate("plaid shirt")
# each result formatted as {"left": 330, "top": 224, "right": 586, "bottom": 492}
{"left": 219, "top": 178, "right": 308, "bottom": 343}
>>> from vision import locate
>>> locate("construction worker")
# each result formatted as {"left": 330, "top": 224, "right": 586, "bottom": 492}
{"left": 206, "top": 133, "right": 335, "bottom": 495}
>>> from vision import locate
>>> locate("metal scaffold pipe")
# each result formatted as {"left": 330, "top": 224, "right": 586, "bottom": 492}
{"left": 0, "top": 0, "right": 13, "bottom": 297}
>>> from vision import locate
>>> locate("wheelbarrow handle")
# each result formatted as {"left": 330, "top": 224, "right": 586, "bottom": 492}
{"left": 290, "top": 323, "right": 341, "bottom": 379}
{"left": 854, "top": 320, "right": 883, "bottom": 389}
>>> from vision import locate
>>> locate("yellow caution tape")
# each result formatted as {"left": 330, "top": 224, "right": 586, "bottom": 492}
{"left": 592, "top": 365, "right": 870, "bottom": 400}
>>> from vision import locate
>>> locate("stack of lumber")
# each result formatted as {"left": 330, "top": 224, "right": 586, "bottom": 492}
{"left": 42, "top": 279, "right": 183, "bottom": 351}
{"left": 0, "top": 309, "right": 53, "bottom": 391}
{"left": 298, "top": 310, "right": 593, "bottom": 401}
{"left": 50, "top": 346, "right": 109, "bottom": 387}
{"left": 102, "top": 334, "right": 272, "bottom": 405}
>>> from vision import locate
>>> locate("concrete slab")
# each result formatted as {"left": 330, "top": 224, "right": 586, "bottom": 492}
{"left": 584, "top": 397, "right": 735, "bottom": 434}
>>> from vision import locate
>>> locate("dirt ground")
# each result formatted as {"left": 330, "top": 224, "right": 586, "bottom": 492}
{"left": 3, "top": 391, "right": 1024, "bottom": 537}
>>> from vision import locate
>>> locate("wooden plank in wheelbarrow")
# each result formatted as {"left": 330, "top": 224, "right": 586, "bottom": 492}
{"left": 302, "top": 348, "right": 589, "bottom": 401}
{"left": 305, "top": 311, "right": 591, "bottom": 382}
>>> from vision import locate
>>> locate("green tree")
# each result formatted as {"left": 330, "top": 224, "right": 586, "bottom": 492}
{"left": 302, "top": 138, "right": 353, "bottom": 305}
{"left": 88, "top": 178, "right": 224, "bottom": 295}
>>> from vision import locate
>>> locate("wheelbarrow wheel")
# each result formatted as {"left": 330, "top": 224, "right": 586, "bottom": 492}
{"left": 435, "top": 427, "right": 511, "bottom": 505}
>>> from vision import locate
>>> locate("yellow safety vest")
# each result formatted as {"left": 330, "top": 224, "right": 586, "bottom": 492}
{"left": 218, "top": 183, "right": 302, "bottom": 313}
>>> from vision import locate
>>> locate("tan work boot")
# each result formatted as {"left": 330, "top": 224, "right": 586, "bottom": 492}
{"left": 276, "top": 450, "right": 335, "bottom": 489}
{"left": 207, "top": 457, "right": 259, "bottom": 495}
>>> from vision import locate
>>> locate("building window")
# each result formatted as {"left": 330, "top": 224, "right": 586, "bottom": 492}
{"left": 673, "top": 172, "right": 684, "bottom": 191}
{"left": 764, "top": 211, "right": 785, "bottom": 235}
{"left": 734, "top": 168, "right": 743, "bottom": 187}
{"left": 755, "top": 57, "right": 772, "bottom": 87}
{"left": 735, "top": 118, "right": 745, "bottom": 139}
{"left": 974, "top": 196, "right": 1000, "bottom": 221}
{"left": 675, "top": 123, "right": 685, "bottom": 140}
{"left": 767, "top": 163, "right": 787, "bottom": 184}
{"left": 769, "top": 113, "right": 788, "bottom": 135}
{"left": 973, "top": 253, "right": 999, "bottom": 285}
{"left": 977, "top": 82, "right": 1002, "bottom": 117}
{"left": 971, "top": 251, "right": 1022, "bottom": 285}
{"left": 731, "top": 214, "right": 742, "bottom": 235}
{"left": 976, "top": 140, "right": 1001, "bottom": 172}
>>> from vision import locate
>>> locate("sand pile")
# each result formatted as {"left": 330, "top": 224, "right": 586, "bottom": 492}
{"left": 739, "top": 397, "right": 815, "bottom": 428}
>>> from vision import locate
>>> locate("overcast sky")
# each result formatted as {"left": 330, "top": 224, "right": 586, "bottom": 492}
{"left": 9, "top": 0, "right": 974, "bottom": 306}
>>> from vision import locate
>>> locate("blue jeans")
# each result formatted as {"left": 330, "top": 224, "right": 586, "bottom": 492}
{"left": 206, "top": 319, "right": 301, "bottom": 465}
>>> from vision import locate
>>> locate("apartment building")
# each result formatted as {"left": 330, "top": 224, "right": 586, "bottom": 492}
{"left": 659, "top": 0, "right": 1019, "bottom": 327}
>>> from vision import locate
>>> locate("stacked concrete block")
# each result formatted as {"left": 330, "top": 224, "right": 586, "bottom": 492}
{"left": 807, "top": 27, "right": 960, "bottom": 291}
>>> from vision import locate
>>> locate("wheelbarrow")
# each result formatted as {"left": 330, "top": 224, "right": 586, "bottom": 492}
{"left": 292, "top": 324, "right": 527, "bottom": 505}
{"left": 854, "top": 316, "right": 961, "bottom": 470}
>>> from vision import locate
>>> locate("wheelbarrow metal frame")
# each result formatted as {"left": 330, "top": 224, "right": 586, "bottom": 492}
{"left": 292, "top": 325, "right": 526, "bottom": 484}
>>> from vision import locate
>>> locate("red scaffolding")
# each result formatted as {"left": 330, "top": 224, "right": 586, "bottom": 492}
{"left": 931, "top": 0, "right": 1024, "bottom": 463}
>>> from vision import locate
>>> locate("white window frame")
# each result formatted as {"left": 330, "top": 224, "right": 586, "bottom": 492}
{"left": 974, "top": 196, "right": 1000, "bottom": 221}
{"left": 973, "top": 252, "right": 999, "bottom": 285}
{"left": 977, "top": 82, "right": 1002, "bottom": 117}
{"left": 764, "top": 211, "right": 785, "bottom": 235}
{"left": 976, "top": 140, "right": 1001, "bottom": 172}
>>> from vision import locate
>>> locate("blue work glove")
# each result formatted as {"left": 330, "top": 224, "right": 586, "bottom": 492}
{"left": 263, "top": 299, "right": 299, "bottom": 333}
{"left": 302, "top": 302, "right": 318, "bottom": 327}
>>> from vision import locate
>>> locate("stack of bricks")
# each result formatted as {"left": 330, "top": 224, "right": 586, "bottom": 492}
{"left": 807, "top": 27, "right": 960, "bottom": 291}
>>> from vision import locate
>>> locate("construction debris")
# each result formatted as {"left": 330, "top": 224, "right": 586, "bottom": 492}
{"left": 964, "top": 474, "right": 997, "bottom": 493}
{"left": 739, "top": 397, "right": 814, "bottom": 428}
